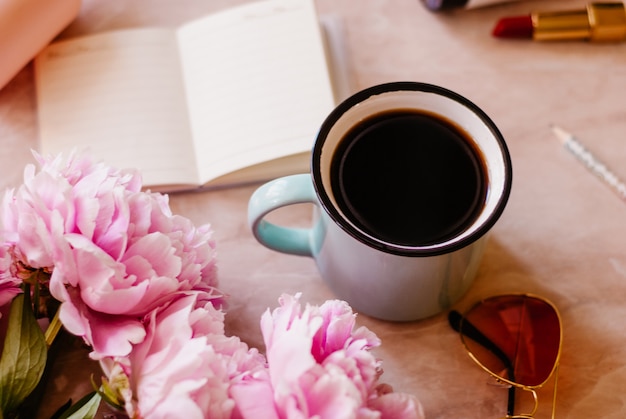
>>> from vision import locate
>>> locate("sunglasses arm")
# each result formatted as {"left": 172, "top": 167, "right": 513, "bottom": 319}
{"left": 449, "top": 310, "right": 516, "bottom": 416}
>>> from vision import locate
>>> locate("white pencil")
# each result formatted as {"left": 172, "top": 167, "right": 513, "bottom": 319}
{"left": 552, "top": 125, "right": 626, "bottom": 202}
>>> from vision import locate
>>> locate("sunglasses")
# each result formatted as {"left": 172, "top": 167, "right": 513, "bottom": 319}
{"left": 449, "top": 294, "right": 562, "bottom": 419}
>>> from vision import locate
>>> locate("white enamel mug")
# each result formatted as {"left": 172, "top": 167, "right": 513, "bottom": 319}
{"left": 248, "top": 82, "right": 512, "bottom": 321}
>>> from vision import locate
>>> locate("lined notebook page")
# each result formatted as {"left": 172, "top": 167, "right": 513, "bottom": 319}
{"left": 177, "top": 0, "right": 335, "bottom": 184}
{"left": 35, "top": 28, "right": 200, "bottom": 187}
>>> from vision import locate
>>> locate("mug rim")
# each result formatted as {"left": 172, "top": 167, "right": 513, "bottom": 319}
{"left": 311, "top": 81, "right": 513, "bottom": 257}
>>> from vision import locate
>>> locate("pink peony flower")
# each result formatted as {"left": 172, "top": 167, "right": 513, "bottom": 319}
{"left": 49, "top": 190, "right": 221, "bottom": 358}
{"left": 231, "top": 293, "right": 425, "bottom": 419}
{"left": 0, "top": 151, "right": 221, "bottom": 358}
{"left": 1, "top": 151, "right": 141, "bottom": 270}
{"left": 101, "top": 292, "right": 265, "bottom": 419}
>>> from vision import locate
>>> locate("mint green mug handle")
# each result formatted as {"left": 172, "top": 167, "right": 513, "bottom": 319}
{"left": 248, "top": 174, "right": 316, "bottom": 257}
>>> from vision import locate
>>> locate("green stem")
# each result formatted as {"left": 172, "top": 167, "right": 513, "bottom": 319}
{"left": 44, "top": 310, "right": 62, "bottom": 348}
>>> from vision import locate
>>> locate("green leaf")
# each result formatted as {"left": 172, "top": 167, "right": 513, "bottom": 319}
{"left": 55, "top": 392, "right": 102, "bottom": 419}
{"left": 0, "top": 293, "right": 47, "bottom": 414}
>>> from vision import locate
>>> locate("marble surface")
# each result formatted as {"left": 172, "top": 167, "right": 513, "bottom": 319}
{"left": 1, "top": 0, "right": 626, "bottom": 417}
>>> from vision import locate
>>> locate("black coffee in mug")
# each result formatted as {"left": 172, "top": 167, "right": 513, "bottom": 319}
{"left": 330, "top": 109, "right": 487, "bottom": 247}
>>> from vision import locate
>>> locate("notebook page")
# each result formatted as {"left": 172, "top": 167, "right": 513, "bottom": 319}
{"left": 176, "top": 0, "right": 335, "bottom": 184}
{"left": 35, "top": 28, "right": 200, "bottom": 188}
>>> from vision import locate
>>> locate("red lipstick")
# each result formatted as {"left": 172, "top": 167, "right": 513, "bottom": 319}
{"left": 492, "top": 15, "right": 533, "bottom": 39}
{"left": 492, "top": 2, "right": 626, "bottom": 42}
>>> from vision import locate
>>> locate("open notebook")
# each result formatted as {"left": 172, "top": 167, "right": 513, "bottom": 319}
{"left": 35, "top": 0, "right": 351, "bottom": 192}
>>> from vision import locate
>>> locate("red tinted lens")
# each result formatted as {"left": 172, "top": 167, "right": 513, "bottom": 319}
{"left": 460, "top": 295, "right": 561, "bottom": 387}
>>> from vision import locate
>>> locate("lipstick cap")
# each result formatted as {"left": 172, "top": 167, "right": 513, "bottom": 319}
{"left": 587, "top": 2, "right": 626, "bottom": 41}
{"left": 532, "top": 2, "right": 626, "bottom": 41}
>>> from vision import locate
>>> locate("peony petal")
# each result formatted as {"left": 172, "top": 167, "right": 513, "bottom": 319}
{"left": 230, "top": 376, "right": 280, "bottom": 419}
{"left": 123, "top": 233, "right": 181, "bottom": 279}
{"left": 88, "top": 313, "right": 146, "bottom": 359}
{"left": 58, "top": 300, "right": 88, "bottom": 337}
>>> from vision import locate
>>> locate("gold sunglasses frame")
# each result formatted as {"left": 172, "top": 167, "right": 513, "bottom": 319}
{"left": 455, "top": 294, "right": 563, "bottom": 419}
